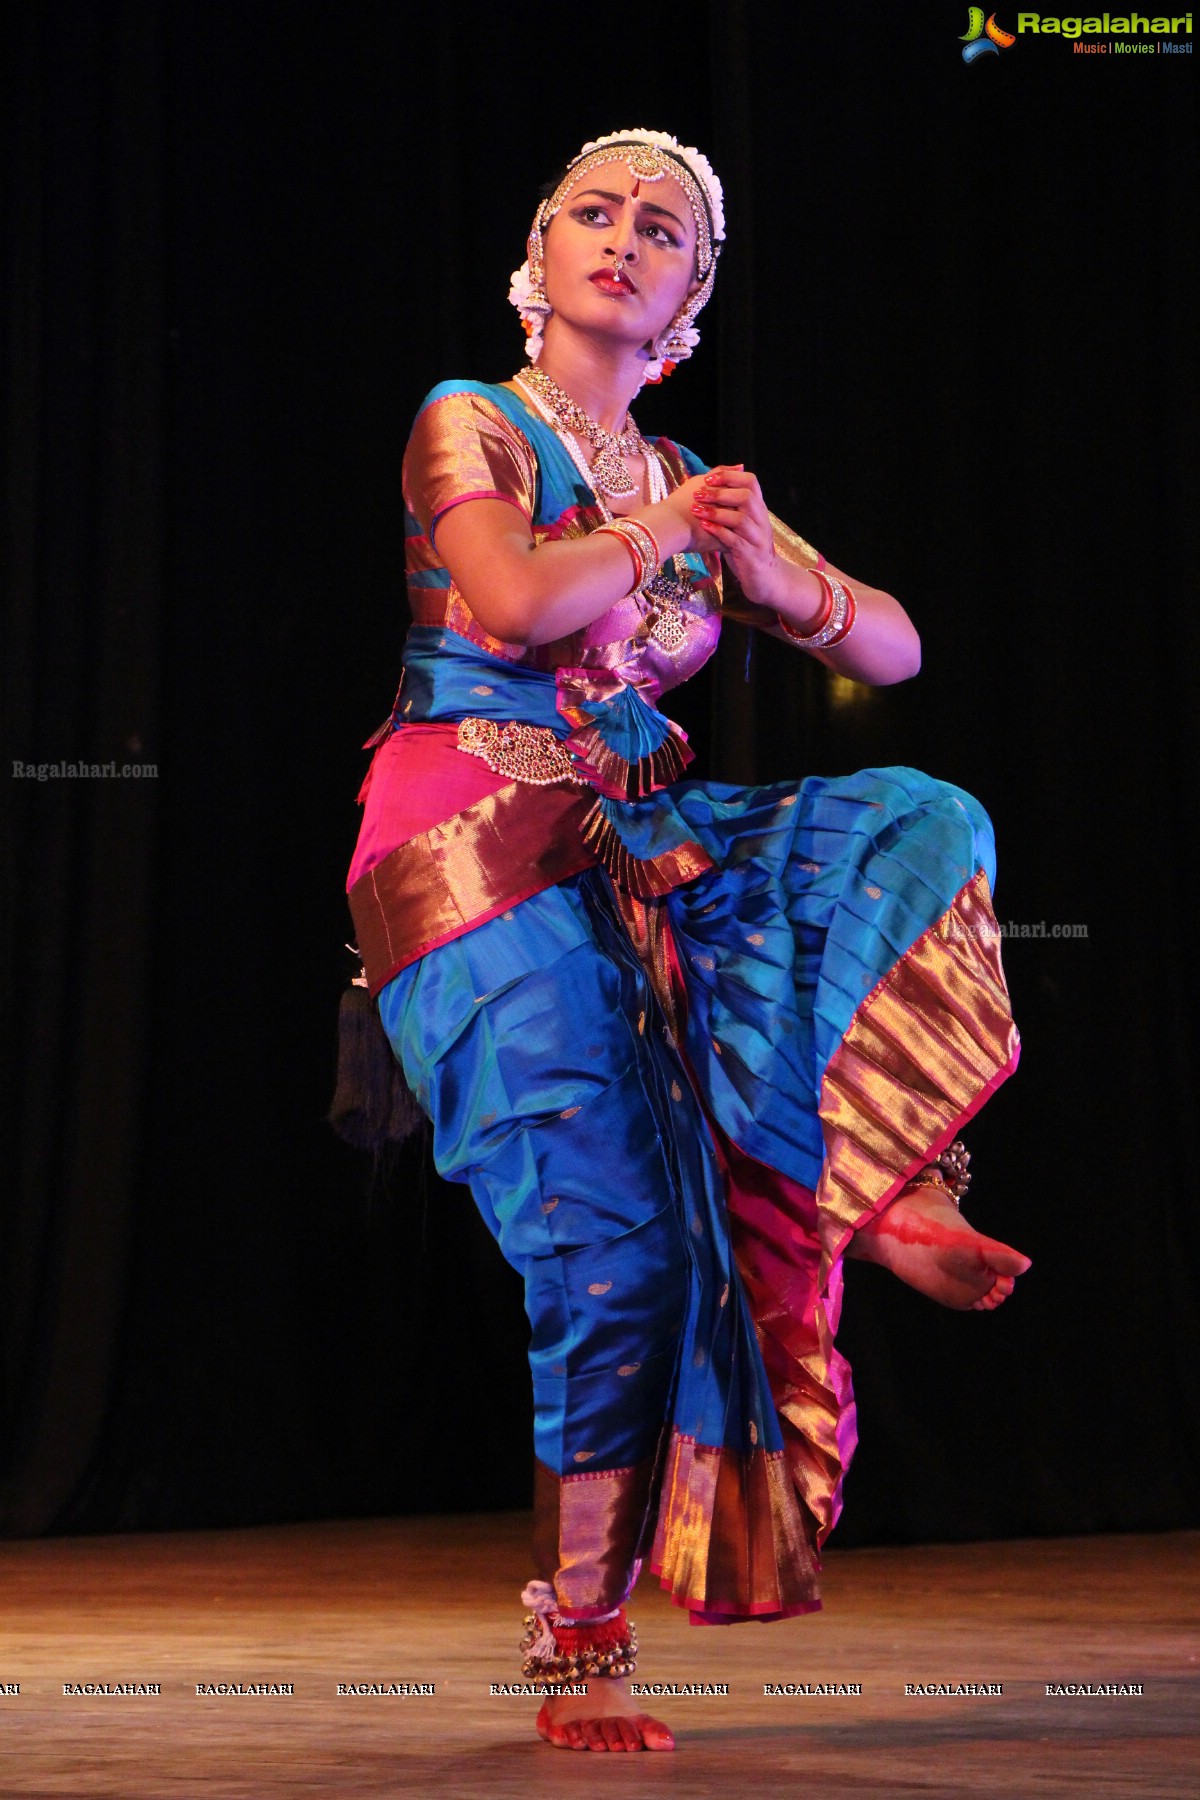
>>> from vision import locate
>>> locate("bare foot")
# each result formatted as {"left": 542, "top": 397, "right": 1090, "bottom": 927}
{"left": 846, "top": 1183, "right": 1031, "bottom": 1311}
{"left": 536, "top": 1679, "right": 675, "bottom": 1751}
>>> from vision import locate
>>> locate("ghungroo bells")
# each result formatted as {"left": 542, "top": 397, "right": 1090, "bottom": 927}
{"left": 519, "top": 1603, "right": 638, "bottom": 1681}
{"left": 905, "top": 1138, "right": 972, "bottom": 1205}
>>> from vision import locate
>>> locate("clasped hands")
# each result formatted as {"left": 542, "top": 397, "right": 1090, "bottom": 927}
{"left": 662, "top": 467, "right": 782, "bottom": 609}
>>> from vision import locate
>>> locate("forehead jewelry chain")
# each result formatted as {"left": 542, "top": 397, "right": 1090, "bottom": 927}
{"left": 514, "top": 370, "right": 693, "bottom": 651}
{"left": 518, "top": 365, "right": 647, "bottom": 501}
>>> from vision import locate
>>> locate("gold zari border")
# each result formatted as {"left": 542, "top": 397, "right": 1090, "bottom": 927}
{"left": 649, "top": 1428, "right": 822, "bottom": 1616}
{"left": 816, "top": 865, "right": 1021, "bottom": 1272}
{"left": 533, "top": 1455, "right": 658, "bottom": 1616}
{"left": 348, "top": 781, "right": 598, "bottom": 996}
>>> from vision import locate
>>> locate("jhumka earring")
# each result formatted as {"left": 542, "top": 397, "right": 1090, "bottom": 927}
{"left": 644, "top": 260, "right": 717, "bottom": 384}
{"left": 509, "top": 214, "right": 554, "bottom": 350}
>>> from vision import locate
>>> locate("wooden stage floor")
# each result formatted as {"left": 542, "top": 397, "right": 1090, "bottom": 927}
{"left": 0, "top": 1515, "right": 1195, "bottom": 1798}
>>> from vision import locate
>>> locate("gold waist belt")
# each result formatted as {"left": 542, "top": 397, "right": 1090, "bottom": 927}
{"left": 456, "top": 716, "right": 588, "bottom": 787}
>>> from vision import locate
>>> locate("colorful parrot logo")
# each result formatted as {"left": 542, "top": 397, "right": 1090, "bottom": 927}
{"left": 961, "top": 8, "right": 1017, "bottom": 60}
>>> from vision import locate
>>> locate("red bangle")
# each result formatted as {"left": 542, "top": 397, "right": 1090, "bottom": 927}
{"left": 778, "top": 569, "right": 857, "bottom": 649}
{"left": 597, "top": 526, "right": 644, "bottom": 591}
{"left": 777, "top": 569, "right": 834, "bottom": 644}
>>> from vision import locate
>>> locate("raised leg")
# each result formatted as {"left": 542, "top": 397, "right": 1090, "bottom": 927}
{"left": 847, "top": 1180, "right": 1031, "bottom": 1309}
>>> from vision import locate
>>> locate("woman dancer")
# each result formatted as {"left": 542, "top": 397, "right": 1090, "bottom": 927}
{"left": 343, "top": 128, "right": 1030, "bottom": 1753}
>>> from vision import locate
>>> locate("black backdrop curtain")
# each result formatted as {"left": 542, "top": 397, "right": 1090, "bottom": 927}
{"left": 2, "top": 1, "right": 1196, "bottom": 1543}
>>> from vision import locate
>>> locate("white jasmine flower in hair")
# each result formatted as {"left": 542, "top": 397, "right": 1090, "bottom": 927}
{"left": 508, "top": 260, "right": 536, "bottom": 311}
{"left": 508, "top": 258, "right": 548, "bottom": 361}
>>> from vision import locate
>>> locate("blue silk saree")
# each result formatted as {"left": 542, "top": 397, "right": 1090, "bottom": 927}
{"left": 346, "top": 380, "right": 1021, "bottom": 1627}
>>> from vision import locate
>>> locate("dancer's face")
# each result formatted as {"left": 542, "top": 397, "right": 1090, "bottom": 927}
{"left": 540, "top": 161, "right": 701, "bottom": 352}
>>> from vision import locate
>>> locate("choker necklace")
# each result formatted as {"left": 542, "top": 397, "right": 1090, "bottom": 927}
{"left": 517, "top": 366, "right": 647, "bottom": 500}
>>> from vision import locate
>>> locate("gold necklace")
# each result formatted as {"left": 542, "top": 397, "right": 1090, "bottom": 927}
{"left": 514, "top": 370, "right": 693, "bottom": 652}
{"left": 518, "top": 366, "right": 647, "bottom": 500}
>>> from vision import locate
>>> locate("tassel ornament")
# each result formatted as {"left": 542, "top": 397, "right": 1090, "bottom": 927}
{"left": 326, "top": 953, "right": 426, "bottom": 1151}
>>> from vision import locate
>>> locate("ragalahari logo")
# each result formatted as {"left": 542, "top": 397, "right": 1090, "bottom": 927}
{"left": 961, "top": 8, "right": 1017, "bottom": 58}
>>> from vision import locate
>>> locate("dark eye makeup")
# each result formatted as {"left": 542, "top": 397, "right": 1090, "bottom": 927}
{"left": 572, "top": 204, "right": 681, "bottom": 247}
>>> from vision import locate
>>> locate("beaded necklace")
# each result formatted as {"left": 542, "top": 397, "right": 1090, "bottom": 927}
{"left": 513, "top": 371, "right": 693, "bottom": 651}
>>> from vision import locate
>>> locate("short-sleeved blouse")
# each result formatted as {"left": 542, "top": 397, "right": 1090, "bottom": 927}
{"left": 352, "top": 382, "right": 696, "bottom": 888}
{"left": 400, "top": 378, "right": 724, "bottom": 687}
{"left": 348, "top": 378, "right": 820, "bottom": 895}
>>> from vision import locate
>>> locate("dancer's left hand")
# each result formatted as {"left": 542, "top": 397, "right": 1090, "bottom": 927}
{"left": 690, "top": 467, "right": 780, "bottom": 606}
